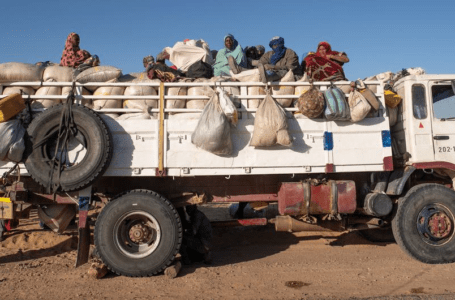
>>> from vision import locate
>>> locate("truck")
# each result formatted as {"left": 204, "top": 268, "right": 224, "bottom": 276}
{"left": 0, "top": 73, "right": 454, "bottom": 277}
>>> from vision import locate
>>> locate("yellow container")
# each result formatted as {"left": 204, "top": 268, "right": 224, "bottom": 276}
{"left": 0, "top": 93, "right": 26, "bottom": 123}
{"left": 384, "top": 90, "right": 402, "bottom": 108}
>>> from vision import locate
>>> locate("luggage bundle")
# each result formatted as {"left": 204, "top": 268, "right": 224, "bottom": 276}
{"left": 323, "top": 84, "right": 350, "bottom": 121}
{"left": 296, "top": 84, "right": 325, "bottom": 119}
{"left": 191, "top": 88, "right": 238, "bottom": 156}
{"left": 0, "top": 93, "right": 27, "bottom": 163}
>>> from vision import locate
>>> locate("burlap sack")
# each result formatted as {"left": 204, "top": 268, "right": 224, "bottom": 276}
{"left": 0, "top": 63, "right": 45, "bottom": 88}
{"left": 230, "top": 70, "right": 264, "bottom": 109}
{"left": 3, "top": 86, "right": 35, "bottom": 96}
{"left": 166, "top": 86, "right": 187, "bottom": 112}
{"left": 123, "top": 73, "right": 158, "bottom": 112}
{"left": 75, "top": 66, "right": 122, "bottom": 92}
{"left": 62, "top": 86, "right": 92, "bottom": 107}
{"left": 296, "top": 86, "right": 325, "bottom": 119}
{"left": 250, "top": 93, "right": 292, "bottom": 147}
{"left": 349, "top": 90, "right": 371, "bottom": 122}
{"left": 272, "top": 70, "right": 295, "bottom": 107}
{"left": 93, "top": 83, "right": 125, "bottom": 110}
{"left": 116, "top": 113, "right": 151, "bottom": 120}
{"left": 32, "top": 84, "right": 62, "bottom": 109}
{"left": 295, "top": 74, "right": 311, "bottom": 98}
{"left": 43, "top": 65, "right": 73, "bottom": 82}
{"left": 187, "top": 78, "right": 212, "bottom": 109}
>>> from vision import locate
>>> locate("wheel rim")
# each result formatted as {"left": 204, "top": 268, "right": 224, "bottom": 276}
{"left": 113, "top": 211, "right": 162, "bottom": 259}
{"left": 45, "top": 129, "right": 88, "bottom": 169}
{"left": 416, "top": 203, "right": 454, "bottom": 246}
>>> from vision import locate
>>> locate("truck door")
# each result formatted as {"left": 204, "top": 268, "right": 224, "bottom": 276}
{"left": 430, "top": 81, "right": 455, "bottom": 164}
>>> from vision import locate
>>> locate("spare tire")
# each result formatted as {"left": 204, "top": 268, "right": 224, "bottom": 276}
{"left": 25, "top": 104, "right": 112, "bottom": 192}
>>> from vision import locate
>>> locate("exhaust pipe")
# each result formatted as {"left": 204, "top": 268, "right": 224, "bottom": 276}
{"left": 274, "top": 216, "right": 344, "bottom": 232}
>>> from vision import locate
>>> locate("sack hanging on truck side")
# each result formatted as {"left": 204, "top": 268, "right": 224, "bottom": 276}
{"left": 348, "top": 89, "right": 371, "bottom": 122}
{"left": 191, "top": 93, "right": 233, "bottom": 156}
{"left": 250, "top": 92, "right": 292, "bottom": 147}
{"left": 296, "top": 84, "right": 325, "bottom": 118}
{"left": 323, "top": 84, "right": 350, "bottom": 121}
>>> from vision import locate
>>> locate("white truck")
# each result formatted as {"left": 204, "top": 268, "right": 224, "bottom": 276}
{"left": 0, "top": 74, "right": 454, "bottom": 277}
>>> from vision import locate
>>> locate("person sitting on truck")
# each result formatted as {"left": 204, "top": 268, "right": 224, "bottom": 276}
{"left": 146, "top": 52, "right": 185, "bottom": 82}
{"left": 213, "top": 34, "right": 248, "bottom": 77}
{"left": 303, "top": 41, "right": 349, "bottom": 81}
{"left": 143, "top": 55, "right": 155, "bottom": 69}
{"left": 255, "top": 36, "right": 301, "bottom": 83}
{"left": 60, "top": 33, "right": 96, "bottom": 68}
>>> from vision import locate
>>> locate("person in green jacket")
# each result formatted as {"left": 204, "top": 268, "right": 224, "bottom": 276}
{"left": 213, "top": 34, "right": 247, "bottom": 77}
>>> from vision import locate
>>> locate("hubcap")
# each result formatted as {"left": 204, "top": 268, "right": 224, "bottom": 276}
{"left": 114, "top": 211, "right": 161, "bottom": 259}
{"left": 417, "top": 203, "right": 454, "bottom": 246}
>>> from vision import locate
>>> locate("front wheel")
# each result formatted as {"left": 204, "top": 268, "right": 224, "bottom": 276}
{"left": 392, "top": 184, "right": 455, "bottom": 264}
{"left": 94, "top": 190, "right": 182, "bottom": 277}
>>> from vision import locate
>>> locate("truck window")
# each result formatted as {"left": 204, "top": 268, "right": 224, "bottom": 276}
{"left": 432, "top": 85, "right": 455, "bottom": 119}
{"left": 412, "top": 85, "right": 427, "bottom": 119}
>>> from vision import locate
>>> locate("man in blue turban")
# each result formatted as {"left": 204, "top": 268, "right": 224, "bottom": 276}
{"left": 256, "top": 36, "right": 300, "bottom": 83}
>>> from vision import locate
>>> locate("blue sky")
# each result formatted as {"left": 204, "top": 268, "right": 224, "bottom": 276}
{"left": 1, "top": 0, "right": 453, "bottom": 80}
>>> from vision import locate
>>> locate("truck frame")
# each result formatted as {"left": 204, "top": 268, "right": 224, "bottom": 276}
{"left": 0, "top": 74, "right": 454, "bottom": 277}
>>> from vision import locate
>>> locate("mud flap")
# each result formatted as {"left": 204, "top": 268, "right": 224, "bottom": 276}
{"left": 75, "top": 187, "right": 91, "bottom": 268}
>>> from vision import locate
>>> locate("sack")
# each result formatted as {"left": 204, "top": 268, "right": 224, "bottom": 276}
{"left": 388, "top": 106, "right": 398, "bottom": 127}
{"left": 187, "top": 78, "right": 212, "bottom": 109}
{"left": 62, "top": 86, "right": 92, "bottom": 107}
{"left": 217, "top": 87, "right": 238, "bottom": 126}
{"left": 32, "top": 84, "right": 62, "bottom": 109}
{"left": 250, "top": 93, "right": 292, "bottom": 147}
{"left": 211, "top": 77, "right": 241, "bottom": 107}
{"left": 93, "top": 84, "right": 125, "bottom": 110}
{"left": 272, "top": 70, "right": 295, "bottom": 107}
{"left": 0, "top": 119, "right": 25, "bottom": 162}
{"left": 0, "top": 63, "right": 45, "bottom": 88}
{"left": 348, "top": 90, "right": 371, "bottom": 122}
{"left": 75, "top": 66, "right": 122, "bottom": 91}
{"left": 191, "top": 93, "right": 232, "bottom": 156}
{"left": 296, "top": 85, "right": 325, "bottom": 118}
{"left": 355, "top": 79, "right": 380, "bottom": 110}
{"left": 123, "top": 74, "right": 158, "bottom": 111}
{"left": 230, "top": 70, "right": 264, "bottom": 109}
{"left": 295, "top": 73, "right": 310, "bottom": 97}
{"left": 384, "top": 90, "right": 402, "bottom": 108}
{"left": 43, "top": 64, "right": 73, "bottom": 82}
{"left": 3, "top": 86, "right": 35, "bottom": 96}
{"left": 186, "top": 60, "right": 213, "bottom": 79}
{"left": 0, "top": 93, "right": 26, "bottom": 123}
{"left": 323, "top": 85, "right": 350, "bottom": 121}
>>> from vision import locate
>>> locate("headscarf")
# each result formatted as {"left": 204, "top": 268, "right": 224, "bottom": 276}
{"left": 60, "top": 33, "right": 91, "bottom": 68}
{"left": 303, "top": 41, "right": 346, "bottom": 81}
{"left": 269, "top": 36, "right": 287, "bottom": 65}
{"left": 213, "top": 34, "right": 246, "bottom": 77}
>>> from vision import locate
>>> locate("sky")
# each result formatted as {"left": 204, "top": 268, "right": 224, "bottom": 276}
{"left": 1, "top": 0, "right": 454, "bottom": 80}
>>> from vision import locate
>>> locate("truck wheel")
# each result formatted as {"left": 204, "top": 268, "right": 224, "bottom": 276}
{"left": 94, "top": 190, "right": 182, "bottom": 277}
{"left": 25, "top": 104, "right": 112, "bottom": 192}
{"left": 392, "top": 184, "right": 455, "bottom": 264}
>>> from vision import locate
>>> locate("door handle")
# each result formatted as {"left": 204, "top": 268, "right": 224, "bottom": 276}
{"left": 434, "top": 136, "right": 450, "bottom": 140}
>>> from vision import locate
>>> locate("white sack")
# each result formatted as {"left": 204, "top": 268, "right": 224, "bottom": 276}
{"left": 272, "top": 70, "right": 295, "bottom": 107}
{"left": 166, "top": 39, "right": 214, "bottom": 72}
{"left": 0, "top": 119, "right": 25, "bottom": 162}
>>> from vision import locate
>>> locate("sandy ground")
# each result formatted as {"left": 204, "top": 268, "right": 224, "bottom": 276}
{"left": 1, "top": 205, "right": 455, "bottom": 300}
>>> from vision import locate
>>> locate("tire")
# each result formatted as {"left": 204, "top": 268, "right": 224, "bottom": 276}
{"left": 392, "top": 184, "right": 455, "bottom": 264}
{"left": 94, "top": 190, "right": 182, "bottom": 277}
{"left": 25, "top": 104, "right": 112, "bottom": 192}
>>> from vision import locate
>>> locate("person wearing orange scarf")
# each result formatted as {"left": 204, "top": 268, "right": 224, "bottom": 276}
{"left": 304, "top": 41, "right": 349, "bottom": 81}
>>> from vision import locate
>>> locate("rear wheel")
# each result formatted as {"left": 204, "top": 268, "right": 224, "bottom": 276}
{"left": 392, "top": 184, "right": 455, "bottom": 264}
{"left": 94, "top": 190, "right": 182, "bottom": 277}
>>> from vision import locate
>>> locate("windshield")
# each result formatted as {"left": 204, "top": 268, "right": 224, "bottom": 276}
{"left": 432, "top": 85, "right": 455, "bottom": 119}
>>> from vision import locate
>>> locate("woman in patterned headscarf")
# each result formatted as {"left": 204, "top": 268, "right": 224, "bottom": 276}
{"left": 60, "top": 33, "right": 92, "bottom": 68}
{"left": 303, "top": 41, "right": 349, "bottom": 81}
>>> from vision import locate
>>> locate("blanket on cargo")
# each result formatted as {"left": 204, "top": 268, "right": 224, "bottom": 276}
{"left": 304, "top": 42, "right": 346, "bottom": 81}
{"left": 165, "top": 39, "right": 214, "bottom": 73}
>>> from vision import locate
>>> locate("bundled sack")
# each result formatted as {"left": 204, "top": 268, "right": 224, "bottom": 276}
{"left": 191, "top": 93, "right": 233, "bottom": 156}
{"left": 0, "top": 62, "right": 45, "bottom": 88}
{"left": 348, "top": 89, "right": 371, "bottom": 122}
{"left": 0, "top": 119, "right": 26, "bottom": 162}
{"left": 92, "top": 83, "right": 125, "bottom": 110}
{"left": 166, "top": 85, "right": 187, "bottom": 112}
{"left": 296, "top": 84, "right": 325, "bottom": 118}
{"left": 32, "top": 84, "right": 62, "bottom": 109}
{"left": 355, "top": 79, "right": 380, "bottom": 111}
{"left": 230, "top": 69, "right": 264, "bottom": 109}
{"left": 121, "top": 73, "right": 158, "bottom": 112}
{"left": 271, "top": 70, "right": 295, "bottom": 107}
{"left": 323, "top": 84, "right": 350, "bottom": 121}
{"left": 187, "top": 78, "right": 212, "bottom": 109}
{"left": 62, "top": 86, "right": 92, "bottom": 107}
{"left": 43, "top": 64, "right": 73, "bottom": 82}
{"left": 75, "top": 66, "right": 122, "bottom": 91}
{"left": 211, "top": 77, "right": 240, "bottom": 108}
{"left": 217, "top": 87, "right": 238, "bottom": 126}
{"left": 0, "top": 93, "right": 26, "bottom": 123}
{"left": 384, "top": 90, "right": 402, "bottom": 108}
{"left": 3, "top": 86, "right": 35, "bottom": 97}
{"left": 186, "top": 60, "right": 213, "bottom": 79}
{"left": 250, "top": 92, "right": 292, "bottom": 147}
{"left": 294, "top": 73, "right": 311, "bottom": 97}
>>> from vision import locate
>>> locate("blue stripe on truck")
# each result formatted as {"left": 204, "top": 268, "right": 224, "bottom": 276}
{"left": 382, "top": 130, "right": 392, "bottom": 147}
{"left": 324, "top": 132, "right": 333, "bottom": 150}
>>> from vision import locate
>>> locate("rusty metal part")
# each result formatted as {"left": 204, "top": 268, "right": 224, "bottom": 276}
{"left": 170, "top": 192, "right": 209, "bottom": 207}
{"left": 212, "top": 194, "right": 279, "bottom": 203}
{"left": 274, "top": 215, "right": 345, "bottom": 232}
{"left": 278, "top": 181, "right": 357, "bottom": 216}
{"left": 211, "top": 218, "right": 268, "bottom": 227}
{"left": 427, "top": 212, "right": 452, "bottom": 239}
{"left": 129, "top": 223, "right": 152, "bottom": 243}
